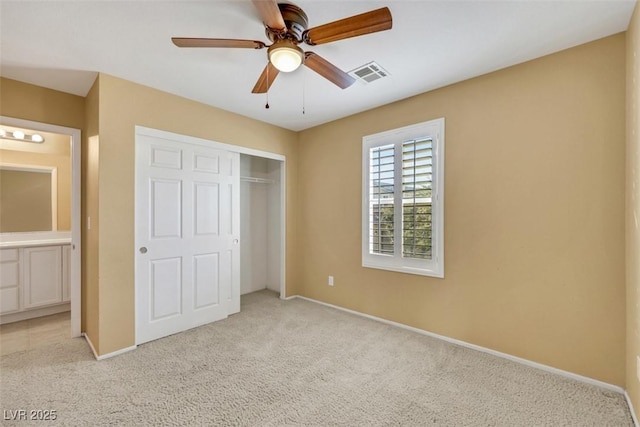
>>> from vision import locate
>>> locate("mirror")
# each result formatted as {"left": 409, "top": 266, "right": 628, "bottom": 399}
{"left": 0, "top": 126, "right": 71, "bottom": 234}
{"left": 0, "top": 166, "right": 56, "bottom": 232}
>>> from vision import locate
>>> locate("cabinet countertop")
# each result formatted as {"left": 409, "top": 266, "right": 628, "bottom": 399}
{"left": 0, "top": 232, "right": 72, "bottom": 249}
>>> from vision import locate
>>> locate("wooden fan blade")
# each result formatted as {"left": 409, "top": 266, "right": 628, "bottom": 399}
{"left": 252, "top": 0, "right": 286, "bottom": 31}
{"left": 303, "top": 7, "right": 392, "bottom": 45}
{"left": 252, "top": 62, "right": 280, "bottom": 93}
{"left": 172, "top": 38, "right": 266, "bottom": 49}
{"left": 304, "top": 52, "right": 355, "bottom": 89}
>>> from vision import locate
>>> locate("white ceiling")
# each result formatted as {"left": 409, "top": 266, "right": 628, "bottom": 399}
{"left": 0, "top": 1, "right": 636, "bottom": 131}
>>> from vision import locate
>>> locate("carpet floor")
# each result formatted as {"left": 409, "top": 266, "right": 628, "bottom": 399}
{"left": 0, "top": 290, "right": 633, "bottom": 426}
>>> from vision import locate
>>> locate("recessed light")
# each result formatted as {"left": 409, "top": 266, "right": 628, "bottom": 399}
{"left": 12, "top": 131, "right": 25, "bottom": 139}
{"left": 31, "top": 134, "right": 44, "bottom": 143}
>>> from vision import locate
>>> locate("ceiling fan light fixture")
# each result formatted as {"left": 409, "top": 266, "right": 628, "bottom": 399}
{"left": 268, "top": 40, "right": 304, "bottom": 72}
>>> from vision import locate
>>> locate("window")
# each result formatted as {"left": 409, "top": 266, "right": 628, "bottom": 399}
{"left": 362, "top": 118, "right": 444, "bottom": 278}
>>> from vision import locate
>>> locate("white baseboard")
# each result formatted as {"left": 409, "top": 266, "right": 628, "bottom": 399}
{"left": 626, "top": 391, "right": 640, "bottom": 427}
{"left": 292, "top": 295, "right": 625, "bottom": 395}
{"left": 82, "top": 333, "right": 98, "bottom": 359}
{"left": 82, "top": 333, "right": 137, "bottom": 361}
{"left": 0, "top": 303, "right": 70, "bottom": 325}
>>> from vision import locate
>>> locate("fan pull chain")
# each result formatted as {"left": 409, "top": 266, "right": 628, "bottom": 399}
{"left": 302, "top": 67, "right": 306, "bottom": 115}
{"left": 265, "top": 62, "right": 270, "bottom": 109}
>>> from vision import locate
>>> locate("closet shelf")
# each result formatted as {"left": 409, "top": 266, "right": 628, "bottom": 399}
{"left": 240, "top": 176, "right": 275, "bottom": 184}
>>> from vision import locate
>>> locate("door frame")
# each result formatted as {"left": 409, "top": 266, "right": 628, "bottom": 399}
{"left": 135, "top": 126, "right": 287, "bottom": 299}
{"left": 0, "top": 116, "right": 82, "bottom": 337}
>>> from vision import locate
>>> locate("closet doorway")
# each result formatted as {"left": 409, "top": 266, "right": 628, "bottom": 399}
{"left": 134, "top": 126, "right": 286, "bottom": 345}
{"left": 240, "top": 154, "right": 284, "bottom": 296}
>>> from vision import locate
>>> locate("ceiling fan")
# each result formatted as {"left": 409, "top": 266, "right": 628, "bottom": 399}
{"left": 172, "top": 0, "right": 392, "bottom": 94}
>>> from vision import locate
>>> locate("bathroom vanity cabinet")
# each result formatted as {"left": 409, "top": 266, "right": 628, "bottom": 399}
{"left": 0, "top": 233, "right": 71, "bottom": 323}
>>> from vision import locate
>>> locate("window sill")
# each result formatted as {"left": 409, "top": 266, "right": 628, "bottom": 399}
{"left": 362, "top": 262, "right": 444, "bottom": 279}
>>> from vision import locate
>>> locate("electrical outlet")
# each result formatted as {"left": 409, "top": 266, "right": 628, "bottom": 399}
{"left": 328, "top": 276, "right": 334, "bottom": 286}
{"left": 637, "top": 356, "right": 640, "bottom": 383}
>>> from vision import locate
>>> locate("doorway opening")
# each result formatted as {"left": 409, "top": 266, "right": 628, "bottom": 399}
{"left": 0, "top": 117, "right": 81, "bottom": 345}
{"left": 240, "top": 154, "right": 284, "bottom": 296}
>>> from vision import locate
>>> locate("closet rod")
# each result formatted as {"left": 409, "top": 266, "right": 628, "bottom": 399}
{"left": 240, "top": 176, "right": 275, "bottom": 184}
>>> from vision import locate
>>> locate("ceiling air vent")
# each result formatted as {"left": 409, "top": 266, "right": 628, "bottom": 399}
{"left": 349, "top": 61, "right": 390, "bottom": 84}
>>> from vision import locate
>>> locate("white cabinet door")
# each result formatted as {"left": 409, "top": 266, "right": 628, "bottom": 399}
{"left": 23, "top": 246, "right": 62, "bottom": 309}
{"left": 0, "top": 248, "right": 21, "bottom": 314}
{"left": 135, "top": 132, "right": 240, "bottom": 345}
{"left": 62, "top": 245, "right": 71, "bottom": 302}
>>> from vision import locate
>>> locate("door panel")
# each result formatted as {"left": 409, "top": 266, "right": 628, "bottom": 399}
{"left": 225, "top": 247, "right": 240, "bottom": 314}
{"left": 194, "top": 183, "right": 219, "bottom": 235}
{"left": 193, "top": 152, "right": 219, "bottom": 173}
{"left": 151, "top": 146, "right": 182, "bottom": 169}
{"left": 150, "top": 257, "right": 182, "bottom": 320}
{"left": 151, "top": 179, "right": 182, "bottom": 238}
{"left": 194, "top": 253, "right": 219, "bottom": 309}
{"left": 136, "top": 133, "right": 240, "bottom": 345}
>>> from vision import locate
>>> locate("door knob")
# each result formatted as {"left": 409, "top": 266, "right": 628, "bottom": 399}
{"left": 233, "top": 239, "right": 239, "bottom": 245}
{"left": 139, "top": 247, "right": 148, "bottom": 254}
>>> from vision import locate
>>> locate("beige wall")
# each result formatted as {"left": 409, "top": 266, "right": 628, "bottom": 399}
{"left": 94, "top": 74, "right": 299, "bottom": 355}
{"left": 0, "top": 148, "right": 71, "bottom": 231}
{"left": 298, "top": 34, "right": 626, "bottom": 385}
{"left": 627, "top": 1, "right": 640, "bottom": 419}
{"left": 0, "top": 78, "right": 85, "bottom": 130}
{"left": 83, "top": 78, "right": 100, "bottom": 349}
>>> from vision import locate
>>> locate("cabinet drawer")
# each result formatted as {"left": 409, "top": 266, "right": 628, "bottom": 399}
{"left": 0, "top": 287, "right": 19, "bottom": 313}
{"left": 0, "top": 261, "right": 20, "bottom": 289}
{"left": 0, "top": 249, "right": 19, "bottom": 262}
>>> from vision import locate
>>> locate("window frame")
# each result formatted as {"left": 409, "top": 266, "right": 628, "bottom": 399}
{"left": 361, "top": 118, "right": 445, "bottom": 278}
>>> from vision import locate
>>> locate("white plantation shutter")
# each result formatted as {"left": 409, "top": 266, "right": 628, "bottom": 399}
{"left": 362, "top": 119, "right": 444, "bottom": 278}
{"left": 402, "top": 138, "right": 433, "bottom": 260}
{"left": 369, "top": 144, "right": 395, "bottom": 255}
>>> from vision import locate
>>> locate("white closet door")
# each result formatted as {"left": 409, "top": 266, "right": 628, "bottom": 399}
{"left": 135, "top": 133, "right": 240, "bottom": 345}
